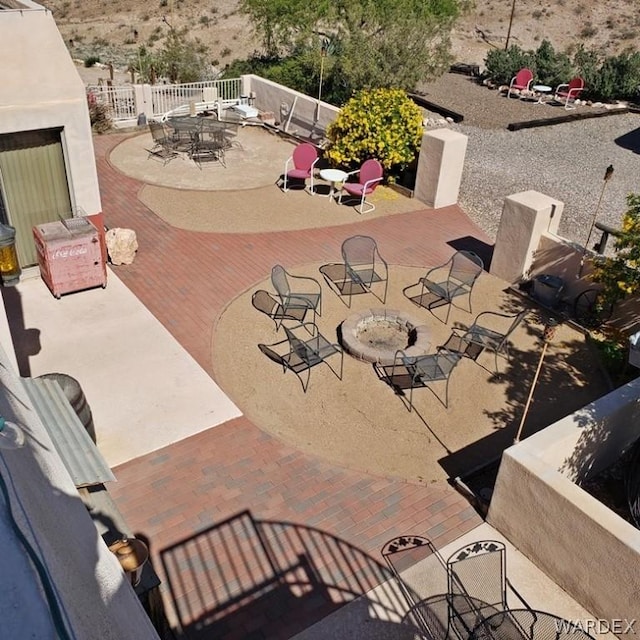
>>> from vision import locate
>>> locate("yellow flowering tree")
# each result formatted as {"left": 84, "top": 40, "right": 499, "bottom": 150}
{"left": 592, "top": 193, "right": 640, "bottom": 305}
{"left": 325, "top": 88, "right": 423, "bottom": 176}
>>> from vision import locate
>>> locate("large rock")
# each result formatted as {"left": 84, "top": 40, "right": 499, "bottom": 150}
{"left": 105, "top": 228, "right": 138, "bottom": 265}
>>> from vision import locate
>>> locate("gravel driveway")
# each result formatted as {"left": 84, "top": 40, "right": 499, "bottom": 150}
{"left": 420, "top": 74, "right": 640, "bottom": 247}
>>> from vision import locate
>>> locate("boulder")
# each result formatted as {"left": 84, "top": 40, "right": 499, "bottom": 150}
{"left": 105, "top": 227, "right": 138, "bottom": 265}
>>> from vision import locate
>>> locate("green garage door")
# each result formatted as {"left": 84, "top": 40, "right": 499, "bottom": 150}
{"left": 0, "top": 129, "right": 72, "bottom": 267}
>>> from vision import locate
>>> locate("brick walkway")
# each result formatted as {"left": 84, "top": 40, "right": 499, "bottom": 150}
{"left": 97, "top": 133, "right": 487, "bottom": 639}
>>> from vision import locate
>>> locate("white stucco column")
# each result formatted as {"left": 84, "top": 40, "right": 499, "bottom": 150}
{"left": 414, "top": 128, "right": 468, "bottom": 208}
{"left": 490, "top": 190, "right": 564, "bottom": 284}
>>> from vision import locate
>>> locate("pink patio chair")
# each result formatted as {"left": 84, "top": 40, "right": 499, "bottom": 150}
{"left": 507, "top": 68, "right": 534, "bottom": 99}
{"left": 338, "top": 159, "right": 384, "bottom": 214}
{"left": 281, "top": 142, "right": 318, "bottom": 193}
{"left": 554, "top": 77, "right": 585, "bottom": 109}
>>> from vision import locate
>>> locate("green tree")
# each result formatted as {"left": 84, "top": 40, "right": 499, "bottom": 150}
{"left": 325, "top": 88, "right": 423, "bottom": 175}
{"left": 592, "top": 193, "right": 640, "bottom": 306}
{"left": 239, "top": 0, "right": 467, "bottom": 104}
{"left": 158, "top": 27, "right": 209, "bottom": 83}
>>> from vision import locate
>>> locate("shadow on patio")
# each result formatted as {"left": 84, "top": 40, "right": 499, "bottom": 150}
{"left": 158, "top": 509, "right": 413, "bottom": 639}
{"left": 212, "top": 262, "right": 610, "bottom": 485}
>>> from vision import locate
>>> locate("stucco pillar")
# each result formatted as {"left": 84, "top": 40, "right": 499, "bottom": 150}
{"left": 490, "top": 190, "right": 564, "bottom": 284}
{"left": 414, "top": 128, "right": 468, "bottom": 208}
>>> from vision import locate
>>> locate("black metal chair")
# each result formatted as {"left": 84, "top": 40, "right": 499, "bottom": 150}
{"left": 146, "top": 120, "right": 178, "bottom": 165}
{"left": 258, "top": 321, "right": 343, "bottom": 392}
{"left": 451, "top": 309, "right": 529, "bottom": 375}
{"left": 319, "top": 235, "right": 388, "bottom": 307}
{"left": 270, "top": 265, "right": 322, "bottom": 330}
{"left": 251, "top": 289, "right": 308, "bottom": 330}
{"left": 446, "top": 540, "right": 533, "bottom": 639}
{"left": 190, "top": 121, "right": 226, "bottom": 168}
{"left": 404, "top": 251, "right": 484, "bottom": 324}
{"left": 376, "top": 347, "right": 462, "bottom": 411}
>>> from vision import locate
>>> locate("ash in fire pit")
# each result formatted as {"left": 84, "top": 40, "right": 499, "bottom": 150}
{"left": 341, "top": 308, "right": 430, "bottom": 365}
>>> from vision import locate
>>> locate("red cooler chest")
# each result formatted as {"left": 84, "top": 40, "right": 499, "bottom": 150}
{"left": 33, "top": 219, "right": 107, "bottom": 298}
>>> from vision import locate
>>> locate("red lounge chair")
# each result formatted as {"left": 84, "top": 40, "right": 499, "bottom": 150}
{"left": 281, "top": 142, "right": 318, "bottom": 193}
{"left": 338, "top": 159, "right": 384, "bottom": 214}
{"left": 554, "top": 77, "right": 585, "bottom": 109}
{"left": 507, "top": 68, "right": 534, "bottom": 99}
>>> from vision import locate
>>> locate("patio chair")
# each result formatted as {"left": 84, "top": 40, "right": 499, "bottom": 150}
{"left": 338, "top": 159, "right": 384, "bottom": 214}
{"left": 554, "top": 77, "right": 585, "bottom": 109}
{"left": 403, "top": 251, "right": 484, "bottom": 324}
{"left": 319, "top": 235, "right": 388, "bottom": 307}
{"left": 258, "top": 321, "right": 344, "bottom": 393}
{"left": 190, "top": 124, "right": 226, "bottom": 168}
{"left": 381, "top": 536, "right": 450, "bottom": 639}
{"left": 446, "top": 309, "right": 529, "bottom": 375}
{"left": 251, "top": 289, "right": 309, "bottom": 330}
{"left": 446, "top": 540, "right": 533, "bottom": 638}
{"left": 280, "top": 142, "right": 318, "bottom": 193}
{"left": 507, "top": 68, "right": 534, "bottom": 99}
{"left": 147, "top": 120, "right": 178, "bottom": 165}
{"left": 376, "top": 347, "right": 462, "bottom": 410}
{"left": 271, "top": 265, "right": 322, "bottom": 330}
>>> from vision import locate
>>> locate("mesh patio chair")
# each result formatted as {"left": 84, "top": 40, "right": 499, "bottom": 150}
{"left": 258, "top": 321, "right": 343, "bottom": 392}
{"left": 190, "top": 123, "right": 226, "bottom": 168}
{"left": 319, "top": 235, "right": 388, "bottom": 307}
{"left": 404, "top": 251, "right": 484, "bottom": 324}
{"left": 381, "top": 536, "right": 449, "bottom": 639}
{"left": 271, "top": 265, "right": 322, "bottom": 330}
{"left": 147, "top": 120, "right": 179, "bottom": 165}
{"left": 376, "top": 347, "right": 462, "bottom": 411}
{"left": 446, "top": 309, "right": 529, "bottom": 375}
{"left": 280, "top": 142, "right": 319, "bottom": 193}
{"left": 446, "top": 540, "right": 533, "bottom": 639}
{"left": 251, "top": 289, "right": 309, "bottom": 330}
{"left": 338, "top": 159, "right": 384, "bottom": 214}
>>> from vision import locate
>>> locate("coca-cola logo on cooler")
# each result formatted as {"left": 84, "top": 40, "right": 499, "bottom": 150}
{"left": 51, "top": 245, "right": 88, "bottom": 260}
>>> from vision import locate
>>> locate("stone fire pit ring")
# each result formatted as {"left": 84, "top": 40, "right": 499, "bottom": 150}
{"left": 341, "top": 308, "right": 431, "bottom": 365}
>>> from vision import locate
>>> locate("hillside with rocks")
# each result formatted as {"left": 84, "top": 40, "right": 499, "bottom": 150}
{"left": 39, "top": 0, "right": 640, "bottom": 83}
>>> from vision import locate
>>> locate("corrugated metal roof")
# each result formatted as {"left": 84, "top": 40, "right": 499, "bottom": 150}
{"left": 21, "top": 377, "right": 115, "bottom": 487}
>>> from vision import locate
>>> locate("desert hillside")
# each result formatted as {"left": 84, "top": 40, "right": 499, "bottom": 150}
{"left": 40, "top": 0, "right": 640, "bottom": 81}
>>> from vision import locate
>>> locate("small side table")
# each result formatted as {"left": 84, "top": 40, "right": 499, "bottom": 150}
{"left": 319, "top": 168, "right": 349, "bottom": 202}
{"left": 532, "top": 84, "right": 552, "bottom": 104}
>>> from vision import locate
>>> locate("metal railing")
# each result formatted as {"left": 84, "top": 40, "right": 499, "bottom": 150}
{"left": 87, "top": 85, "right": 136, "bottom": 121}
{"left": 86, "top": 78, "right": 243, "bottom": 123}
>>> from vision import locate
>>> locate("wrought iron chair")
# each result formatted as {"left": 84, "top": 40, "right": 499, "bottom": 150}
{"left": 251, "top": 289, "right": 309, "bottom": 330}
{"left": 270, "top": 265, "right": 322, "bottom": 330}
{"left": 446, "top": 540, "right": 533, "bottom": 639}
{"left": 450, "top": 309, "right": 529, "bottom": 375}
{"left": 258, "top": 321, "right": 343, "bottom": 393}
{"left": 338, "top": 159, "right": 384, "bottom": 214}
{"left": 319, "top": 235, "right": 388, "bottom": 307}
{"left": 404, "top": 251, "right": 484, "bottom": 324}
{"left": 381, "top": 535, "right": 450, "bottom": 640}
{"left": 146, "top": 120, "right": 179, "bottom": 165}
{"left": 376, "top": 347, "right": 462, "bottom": 411}
{"left": 281, "top": 142, "right": 318, "bottom": 193}
{"left": 190, "top": 123, "right": 226, "bottom": 168}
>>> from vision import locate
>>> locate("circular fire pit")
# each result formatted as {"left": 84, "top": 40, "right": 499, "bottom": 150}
{"left": 341, "top": 308, "right": 430, "bottom": 365}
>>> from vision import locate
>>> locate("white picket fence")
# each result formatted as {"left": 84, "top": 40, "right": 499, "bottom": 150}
{"left": 87, "top": 78, "right": 243, "bottom": 124}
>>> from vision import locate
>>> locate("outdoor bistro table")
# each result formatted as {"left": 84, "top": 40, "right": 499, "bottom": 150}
{"left": 470, "top": 609, "right": 597, "bottom": 640}
{"left": 319, "top": 168, "right": 349, "bottom": 201}
{"left": 532, "top": 84, "right": 552, "bottom": 104}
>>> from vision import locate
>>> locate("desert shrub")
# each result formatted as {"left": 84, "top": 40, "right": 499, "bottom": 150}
{"left": 87, "top": 93, "right": 112, "bottom": 134}
{"left": 587, "top": 51, "right": 640, "bottom": 101}
{"left": 84, "top": 55, "right": 101, "bottom": 67}
{"left": 325, "top": 88, "right": 423, "bottom": 176}
{"left": 532, "top": 39, "right": 573, "bottom": 87}
{"left": 484, "top": 46, "right": 534, "bottom": 85}
{"left": 592, "top": 193, "right": 640, "bottom": 306}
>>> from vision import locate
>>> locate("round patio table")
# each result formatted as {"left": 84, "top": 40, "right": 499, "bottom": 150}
{"left": 470, "top": 609, "right": 596, "bottom": 640}
{"left": 532, "top": 85, "right": 552, "bottom": 104}
{"left": 319, "top": 168, "right": 348, "bottom": 202}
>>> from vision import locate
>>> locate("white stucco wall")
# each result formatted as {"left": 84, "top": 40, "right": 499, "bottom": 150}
{"left": 0, "top": 337, "right": 159, "bottom": 638}
{"left": 488, "top": 379, "right": 640, "bottom": 624}
{"left": 0, "top": 5, "right": 101, "bottom": 216}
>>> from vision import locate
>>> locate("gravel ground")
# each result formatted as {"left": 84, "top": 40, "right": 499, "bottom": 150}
{"left": 420, "top": 74, "right": 640, "bottom": 247}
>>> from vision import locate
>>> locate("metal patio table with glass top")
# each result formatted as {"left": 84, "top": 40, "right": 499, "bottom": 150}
{"left": 470, "top": 609, "right": 597, "bottom": 640}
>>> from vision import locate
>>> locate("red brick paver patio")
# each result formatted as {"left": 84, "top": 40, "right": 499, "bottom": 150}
{"left": 97, "top": 133, "right": 489, "bottom": 639}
